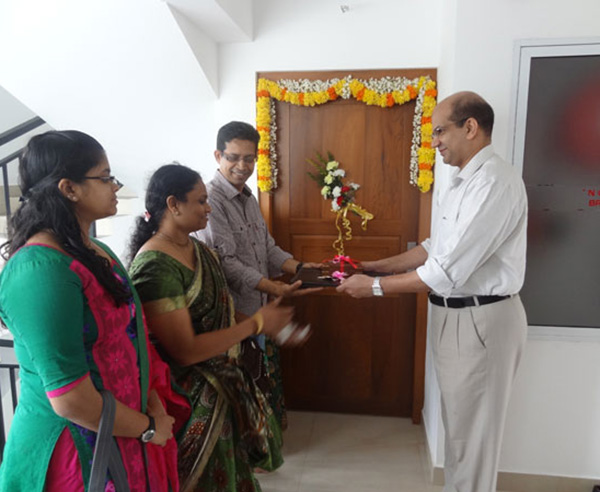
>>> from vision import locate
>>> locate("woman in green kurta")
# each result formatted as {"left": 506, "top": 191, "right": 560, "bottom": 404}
{"left": 0, "top": 131, "right": 186, "bottom": 492}
{"left": 128, "top": 164, "right": 302, "bottom": 492}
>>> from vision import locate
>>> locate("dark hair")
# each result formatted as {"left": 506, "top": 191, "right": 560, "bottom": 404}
{"left": 216, "top": 121, "right": 260, "bottom": 152}
{"left": 450, "top": 95, "right": 494, "bottom": 137}
{"left": 127, "top": 163, "right": 202, "bottom": 264}
{"left": 1, "top": 130, "right": 130, "bottom": 305}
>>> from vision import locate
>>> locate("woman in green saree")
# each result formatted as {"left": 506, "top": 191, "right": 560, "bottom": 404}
{"left": 128, "top": 164, "right": 305, "bottom": 492}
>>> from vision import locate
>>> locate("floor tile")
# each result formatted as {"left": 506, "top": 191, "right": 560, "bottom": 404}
{"left": 259, "top": 410, "right": 438, "bottom": 492}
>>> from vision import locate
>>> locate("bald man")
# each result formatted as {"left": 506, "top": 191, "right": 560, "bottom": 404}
{"left": 337, "top": 92, "right": 528, "bottom": 492}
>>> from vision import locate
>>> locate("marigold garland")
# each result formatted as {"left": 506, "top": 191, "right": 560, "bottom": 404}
{"left": 256, "top": 75, "right": 437, "bottom": 193}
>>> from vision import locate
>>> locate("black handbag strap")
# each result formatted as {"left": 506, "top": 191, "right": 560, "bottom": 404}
{"left": 88, "top": 390, "right": 131, "bottom": 492}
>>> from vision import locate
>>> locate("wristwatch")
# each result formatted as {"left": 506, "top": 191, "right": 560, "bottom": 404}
{"left": 140, "top": 415, "right": 156, "bottom": 443}
{"left": 372, "top": 277, "right": 384, "bottom": 297}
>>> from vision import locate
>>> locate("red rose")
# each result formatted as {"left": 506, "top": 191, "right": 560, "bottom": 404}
{"left": 341, "top": 186, "right": 350, "bottom": 193}
{"left": 337, "top": 196, "right": 343, "bottom": 205}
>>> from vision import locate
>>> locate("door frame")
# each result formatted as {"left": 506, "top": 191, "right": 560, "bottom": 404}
{"left": 256, "top": 68, "right": 435, "bottom": 423}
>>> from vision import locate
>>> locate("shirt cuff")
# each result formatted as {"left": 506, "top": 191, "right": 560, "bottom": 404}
{"left": 245, "top": 268, "right": 265, "bottom": 290}
{"left": 416, "top": 257, "right": 454, "bottom": 297}
{"left": 268, "top": 250, "right": 293, "bottom": 276}
{"left": 420, "top": 238, "right": 431, "bottom": 253}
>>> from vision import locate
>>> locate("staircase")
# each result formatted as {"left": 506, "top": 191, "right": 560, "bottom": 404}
{"left": 0, "top": 114, "right": 139, "bottom": 268}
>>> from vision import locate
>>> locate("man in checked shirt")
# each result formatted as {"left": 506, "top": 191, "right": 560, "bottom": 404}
{"left": 193, "top": 121, "right": 319, "bottom": 431}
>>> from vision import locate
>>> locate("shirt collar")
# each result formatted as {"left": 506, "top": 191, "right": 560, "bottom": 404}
{"left": 451, "top": 144, "right": 495, "bottom": 186}
{"left": 213, "top": 170, "right": 252, "bottom": 200}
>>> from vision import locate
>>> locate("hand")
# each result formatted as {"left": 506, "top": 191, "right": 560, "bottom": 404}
{"left": 147, "top": 391, "right": 175, "bottom": 447}
{"left": 301, "top": 261, "right": 326, "bottom": 269}
{"left": 273, "top": 280, "right": 323, "bottom": 297}
{"left": 336, "top": 274, "right": 374, "bottom": 298}
{"left": 150, "top": 413, "right": 175, "bottom": 447}
{"left": 259, "top": 297, "right": 295, "bottom": 338}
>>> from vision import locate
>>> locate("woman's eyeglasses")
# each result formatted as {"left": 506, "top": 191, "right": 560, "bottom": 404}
{"left": 81, "top": 176, "right": 124, "bottom": 190}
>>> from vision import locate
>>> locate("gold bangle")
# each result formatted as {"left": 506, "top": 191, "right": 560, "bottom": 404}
{"left": 251, "top": 312, "right": 264, "bottom": 335}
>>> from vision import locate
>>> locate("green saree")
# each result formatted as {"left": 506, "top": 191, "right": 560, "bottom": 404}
{"left": 130, "top": 238, "right": 283, "bottom": 492}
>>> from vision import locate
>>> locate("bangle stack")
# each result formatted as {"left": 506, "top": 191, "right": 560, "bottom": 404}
{"left": 252, "top": 312, "right": 264, "bottom": 335}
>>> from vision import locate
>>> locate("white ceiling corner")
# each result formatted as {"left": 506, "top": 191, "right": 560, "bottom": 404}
{"left": 166, "top": 0, "right": 253, "bottom": 43}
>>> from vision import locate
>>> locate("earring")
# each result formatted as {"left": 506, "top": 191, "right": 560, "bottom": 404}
{"left": 174, "top": 210, "right": 180, "bottom": 216}
{"left": 70, "top": 196, "right": 78, "bottom": 202}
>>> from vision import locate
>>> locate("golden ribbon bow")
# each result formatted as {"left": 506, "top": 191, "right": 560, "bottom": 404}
{"left": 332, "top": 203, "right": 374, "bottom": 256}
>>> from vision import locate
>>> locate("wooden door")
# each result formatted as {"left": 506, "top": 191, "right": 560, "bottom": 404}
{"left": 259, "top": 69, "right": 435, "bottom": 418}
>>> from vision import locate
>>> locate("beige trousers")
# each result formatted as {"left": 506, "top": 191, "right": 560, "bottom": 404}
{"left": 431, "top": 295, "right": 527, "bottom": 492}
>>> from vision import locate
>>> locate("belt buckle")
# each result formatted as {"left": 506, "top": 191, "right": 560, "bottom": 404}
{"left": 473, "top": 296, "right": 480, "bottom": 307}
{"left": 443, "top": 297, "right": 448, "bottom": 308}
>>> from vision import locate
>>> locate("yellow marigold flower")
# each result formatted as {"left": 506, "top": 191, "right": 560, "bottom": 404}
{"left": 258, "top": 180, "right": 271, "bottom": 192}
{"left": 349, "top": 79, "right": 363, "bottom": 96}
{"left": 418, "top": 148, "right": 436, "bottom": 161}
{"left": 417, "top": 170, "right": 433, "bottom": 193}
{"left": 421, "top": 123, "right": 433, "bottom": 141}
{"left": 422, "top": 98, "right": 436, "bottom": 116}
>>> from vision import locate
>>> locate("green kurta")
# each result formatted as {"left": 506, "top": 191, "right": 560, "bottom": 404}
{"left": 0, "top": 242, "right": 157, "bottom": 492}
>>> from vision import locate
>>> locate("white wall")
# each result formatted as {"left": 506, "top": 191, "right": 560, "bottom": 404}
{"left": 0, "top": 0, "right": 219, "bottom": 257}
{"left": 1, "top": 0, "right": 599, "bottom": 480}
{"left": 422, "top": 0, "right": 600, "bottom": 480}
{"left": 215, "top": 0, "right": 443, "bottom": 190}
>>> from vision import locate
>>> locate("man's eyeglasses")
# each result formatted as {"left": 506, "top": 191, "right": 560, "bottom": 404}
{"left": 432, "top": 118, "right": 469, "bottom": 139}
{"left": 221, "top": 152, "right": 256, "bottom": 165}
{"left": 81, "top": 176, "right": 124, "bottom": 190}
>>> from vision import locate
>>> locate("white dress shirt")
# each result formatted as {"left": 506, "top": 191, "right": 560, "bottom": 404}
{"left": 416, "top": 145, "right": 528, "bottom": 297}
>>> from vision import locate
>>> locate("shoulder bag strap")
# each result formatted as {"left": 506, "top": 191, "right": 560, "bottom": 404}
{"left": 88, "top": 390, "right": 131, "bottom": 492}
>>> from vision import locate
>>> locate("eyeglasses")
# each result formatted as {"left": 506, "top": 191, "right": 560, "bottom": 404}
{"left": 432, "top": 118, "right": 468, "bottom": 139}
{"left": 81, "top": 175, "right": 124, "bottom": 190}
{"left": 221, "top": 152, "right": 256, "bottom": 165}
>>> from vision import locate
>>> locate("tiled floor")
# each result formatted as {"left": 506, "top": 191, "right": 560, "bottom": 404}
{"left": 258, "top": 411, "right": 443, "bottom": 492}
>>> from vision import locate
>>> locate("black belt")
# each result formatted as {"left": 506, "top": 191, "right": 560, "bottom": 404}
{"left": 429, "top": 294, "right": 511, "bottom": 308}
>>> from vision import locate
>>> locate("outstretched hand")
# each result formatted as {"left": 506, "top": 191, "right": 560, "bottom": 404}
{"left": 274, "top": 280, "right": 323, "bottom": 297}
{"left": 301, "top": 262, "right": 326, "bottom": 269}
{"left": 335, "top": 274, "right": 374, "bottom": 298}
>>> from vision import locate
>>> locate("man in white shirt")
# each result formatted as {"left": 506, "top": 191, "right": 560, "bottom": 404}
{"left": 337, "top": 91, "right": 528, "bottom": 492}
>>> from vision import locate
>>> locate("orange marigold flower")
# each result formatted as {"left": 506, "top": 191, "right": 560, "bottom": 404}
{"left": 327, "top": 87, "right": 338, "bottom": 100}
{"left": 280, "top": 88, "right": 287, "bottom": 100}
{"left": 421, "top": 116, "right": 432, "bottom": 124}
{"left": 421, "top": 141, "right": 431, "bottom": 148}
{"left": 419, "top": 163, "right": 433, "bottom": 170}
{"left": 425, "top": 89, "right": 438, "bottom": 97}
{"left": 256, "top": 90, "right": 269, "bottom": 98}
{"left": 299, "top": 93, "right": 305, "bottom": 105}
{"left": 386, "top": 93, "right": 394, "bottom": 107}
{"left": 258, "top": 149, "right": 270, "bottom": 155}
{"left": 256, "top": 126, "right": 269, "bottom": 132}
{"left": 356, "top": 88, "right": 365, "bottom": 100}
{"left": 407, "top": 85, "right": 417, "bottom": 99}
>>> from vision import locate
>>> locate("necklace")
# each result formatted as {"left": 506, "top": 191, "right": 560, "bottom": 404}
{"left": 155, "top": 231, "right": 191, "bottom": 248}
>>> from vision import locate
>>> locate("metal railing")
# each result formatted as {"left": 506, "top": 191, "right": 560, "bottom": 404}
{"left": 0, "top": 116, "right": 45, "bottom": 222}
{"left": 0, "top": 357, "right": 18, "bottom": 461}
